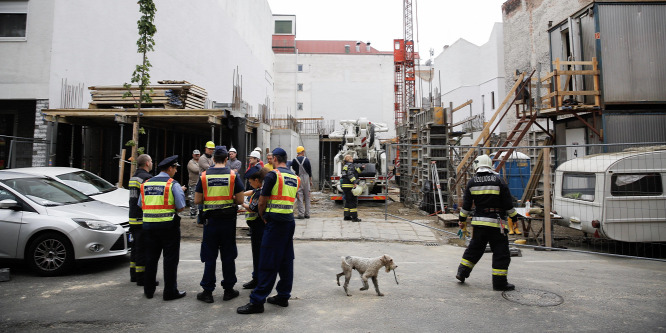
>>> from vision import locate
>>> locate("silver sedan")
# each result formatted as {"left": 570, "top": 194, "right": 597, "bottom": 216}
{"left": 0, "top": 171, "right": 129, "bottom": 276}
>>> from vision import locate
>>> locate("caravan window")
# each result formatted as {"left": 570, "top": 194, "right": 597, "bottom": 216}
{"left": 562, "top": 173, "right": 595, "bottom": 201}
{"left": 611, "top": 173, "right": 663, "bottom": 196}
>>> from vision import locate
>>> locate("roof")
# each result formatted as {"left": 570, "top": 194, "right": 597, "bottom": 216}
{"left": 555, "top": 148, "right": 666, "bottom": 173}
{"left": 0, "top": 170, "right": 45, "bottom": 180}
{"left": 10, "top": 167, "right": 82, "bottom": 177}
{"left": 294, "top": 40, "right": 394, "bottom": 55}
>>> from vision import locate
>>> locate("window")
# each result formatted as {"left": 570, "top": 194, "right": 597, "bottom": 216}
{"left": 274, "top": 20, "right": 292, "bottom": 34}
{"left": 297, "top": 103, "right": 303, "bottom": 111}
{"left": 611, "top": 173, "right": 663, "bottom": 196}
{"left": 0, "top": 1, "right": 28, "bottom": 40}
{"left": 562, "top": 173, "right": 596, "bottom": 201}
{"left": 491, "top": 91, "right": 495, "bottom": 109}
{"left": 297, "top": 83, "right": 303, "bottom": 91}
{"left": 297, "top": 64, "right": 303, "bottom": 72}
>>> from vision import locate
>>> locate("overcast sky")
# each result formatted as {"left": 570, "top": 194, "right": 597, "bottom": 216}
{"left": 267, "top": 0, "right": 507, "bottom": 59}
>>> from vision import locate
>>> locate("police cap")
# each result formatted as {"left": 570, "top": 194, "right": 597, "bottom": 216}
{"left": 214, "top": 145, "right": 228, "bottom": 156}
{"left": 272, "top": 147, "right": 287, "bottom": 157}
{"left": 158, "top": 155, "right": 180, "bottom": 168}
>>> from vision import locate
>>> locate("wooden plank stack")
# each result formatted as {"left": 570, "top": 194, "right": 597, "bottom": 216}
{"left": 88, "top": 81, "right": 207, "bottom": 109}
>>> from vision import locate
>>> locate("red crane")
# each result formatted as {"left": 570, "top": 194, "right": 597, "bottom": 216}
{"left": 394, "top": 0, "right": 416, "bottom": 126}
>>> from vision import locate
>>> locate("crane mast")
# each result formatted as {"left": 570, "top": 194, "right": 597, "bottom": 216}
{"left": 394, "top": 0, "right": 416, "bottom": 126}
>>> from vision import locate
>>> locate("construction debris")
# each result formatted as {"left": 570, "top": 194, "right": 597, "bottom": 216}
{"left": 88, "top": 80, "right": 207, "bottom": 109}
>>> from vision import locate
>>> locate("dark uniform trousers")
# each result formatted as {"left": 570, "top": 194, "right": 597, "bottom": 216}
{"left": 250, "top": 212, "right": 295, "bottom": 304}
{"left": 247, "top": 219, "right": 266, "bottom": 280}
{"left": 200, "top": 211, "right": 238, "bottom": 291}
{"left": 144, "top": 218, "right": 181, "bottom": 297}
{"left": 343, "top": 187, "right": 358, "bottom": 219}
{"left": 129, "top": 225, "right": 145, "bottom": 279}
{"left": 461, "top": 225, "right": 511, "bottom": 274}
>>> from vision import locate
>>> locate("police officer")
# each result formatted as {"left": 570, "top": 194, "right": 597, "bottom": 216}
{"left": 195, "top": 146, "right": 245, "bottom": 304}
{"left": 128, "top": 154, "right": 154, "bottom": 286}
{"left": 237, "top": 147, "right": 300, "bottom": 314}
{"left": 140, "top": 155, "right": 187, "bottom": 300}
{"left": 455, "top": 154, "right": 519, "bottom": 291}
{"left": 341, "top": 154, "right": 362, "bottom": 222}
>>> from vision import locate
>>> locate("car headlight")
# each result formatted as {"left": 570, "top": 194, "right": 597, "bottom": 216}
{"left": 73, "top": 218, "right": 118, "bottom": 231}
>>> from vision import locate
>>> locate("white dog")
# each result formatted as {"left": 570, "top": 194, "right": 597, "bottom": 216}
{"left": 336, "top": 254, "right": 398, "bottom": 296}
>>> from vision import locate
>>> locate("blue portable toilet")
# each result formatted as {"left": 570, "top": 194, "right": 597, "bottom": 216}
{"left": 492, "top": 151, "right": 531, "bottom": 200}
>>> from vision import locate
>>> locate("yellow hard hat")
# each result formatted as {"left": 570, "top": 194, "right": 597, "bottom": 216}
{"left": 297, "top": 146, "right": 305, "bottom": 153}
{"left": 514, "top": 239, "right": 527, "bottom": 245}
{"left": 205, "top": 141, "right": 215, "bottom": 149}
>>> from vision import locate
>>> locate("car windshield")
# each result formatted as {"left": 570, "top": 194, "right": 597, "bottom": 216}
{"left": 57, "top": 171, "right": 116, "bottom": 196}
{"left": 1, "top": 177, "right": 92, "bottom": 206}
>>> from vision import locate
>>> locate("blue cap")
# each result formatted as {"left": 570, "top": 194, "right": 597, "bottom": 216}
{"left": 158, "top": 155, "right": 180, "bottom": 168}
{"left": 214, "top": 145, "right": 228, "bottom": 156}
{"left": 272, "top": 147, "right": 287, "bottom": 157}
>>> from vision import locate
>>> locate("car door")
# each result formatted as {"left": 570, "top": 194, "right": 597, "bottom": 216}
{"left": 0, "top": 185, "right": 23, "bottom": 258}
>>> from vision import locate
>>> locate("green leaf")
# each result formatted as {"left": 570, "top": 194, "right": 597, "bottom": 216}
{"left": 125, "top": 140, "right": 136, "bottom": 147}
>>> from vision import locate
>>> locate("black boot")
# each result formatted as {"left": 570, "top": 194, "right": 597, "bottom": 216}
{"left": 242, "top": 279, "right": 258, "bottom": 289}
{"left": 237, "top": 302, "right": 264, "bottom": 314}
{"left": 136, "top": 272, "right": 159, "bottom": 287}
{"left": 456, "top": 264, "right": 472, "bottom": 283}
{"left": 492, "top": 275, "right": 515, "bottom": 291}
{"left": 197, "top": 290, "right": 214, "bottom": 303}
{"left": 223, "top": 289, "right": 240, "bottom": 301}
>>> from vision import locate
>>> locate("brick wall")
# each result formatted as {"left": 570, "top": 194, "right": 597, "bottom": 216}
{"left": 32, "top": 99, "right": 49, "bottom": 167}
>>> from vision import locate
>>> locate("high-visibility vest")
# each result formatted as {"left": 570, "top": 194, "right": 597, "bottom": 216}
{"left": 201, "top": 170, "right": 236, "bottom": 211}
{"left": 141, "top": 177, "right": 176, "bottom": 223}
{"left": 265, "top": 170, "right": 300, "bottom": 214}
{"left": 246, "top": 190, "right": 259, "bottom": 221}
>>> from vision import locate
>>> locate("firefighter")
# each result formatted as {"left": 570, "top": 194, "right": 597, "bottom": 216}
{"left": 195, "top": 146, "right": 245, "bottom": 304}
{"left": 237, "top": 147, "right": 300, "bottom": 314}
{"left": 128, "top": 154, "right": 154, "bottom": 286}
{"left": 455, "top": 154, "right": 519, "bottom": 291}
{"left": 341, "top": 154, "right": 362, "bottom": 222}
{"left": 140, "top": 155, "right": 187, "bottom": 300}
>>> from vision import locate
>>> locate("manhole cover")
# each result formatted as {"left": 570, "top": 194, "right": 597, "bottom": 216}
{"left": 502, "top": 288, "right": 564, "bottom": 307}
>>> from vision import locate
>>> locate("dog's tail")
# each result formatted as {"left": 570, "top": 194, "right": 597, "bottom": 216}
{"left": 341, "top": 256, "right": 353, "bottom": 268}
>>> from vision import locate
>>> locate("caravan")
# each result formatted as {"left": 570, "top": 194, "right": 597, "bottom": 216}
{"left": 553, "top": 148, "right": 666, "bottom": 242}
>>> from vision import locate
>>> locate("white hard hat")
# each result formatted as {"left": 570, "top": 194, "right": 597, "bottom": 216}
{"left": 229, "top": 147, "right": 237, "bottom": 153}
{"left": 254, "top": 147, "right": 262, "bottom": 153}
{"left": 248, "top": 151, "right": 261, "bottom": 159}
{"left": 352, "top": 184, "right": 364, "bottom": 196}
{"left": 473, "top": 154, "right": 493, "bottom": 171}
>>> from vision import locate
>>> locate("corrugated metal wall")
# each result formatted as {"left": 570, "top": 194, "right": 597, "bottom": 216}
{"left": 604, "top": 113, "right": 666, "bottom": 147}
{"left": 598, "top": 4, "right": 666, "bottom": 103}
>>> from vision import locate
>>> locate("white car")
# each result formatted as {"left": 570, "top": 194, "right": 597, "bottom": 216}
{"left": 9, "top": 167, "right": 129, "bottom": 208}
{"left": 0, "top": 171, "right": 129, "bottom": 276}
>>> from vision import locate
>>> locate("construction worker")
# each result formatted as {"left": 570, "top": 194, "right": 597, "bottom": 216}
{"left": 237, "top": 147, "right": 300, "bottom": 314}
{"left": 341, "top": 154, "right": 362, "bottom": 222}
{"left": 245, "top": 150, "right": 262, "bottom": 190}
{"left": 291, "top": 146, "right": 312, "bottom": 219}
{"left": 140, "top": 155, "right": 187, "bottom": 300}
{"left": 128, "top": 154, "right": 153, "bottom": 286}
{"left": 197, "top": 141, "right": 216, "bottom": 224}
{"left": 195, "top": 146, "right": 245, "bottom": 304}
{"left": 456, "top": 154, "right": 519, "bottom": 291}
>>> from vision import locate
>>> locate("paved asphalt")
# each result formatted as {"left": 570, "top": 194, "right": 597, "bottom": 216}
{"left": 1, "top": 215, "right": 665, "bottom": 332}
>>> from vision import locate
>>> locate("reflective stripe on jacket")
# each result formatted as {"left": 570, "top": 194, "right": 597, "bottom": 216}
{"left": 341, "top": 162, "right": 361, "bottom": 188}
{"left": 459, "top": 171, "right": 517, "bottom": 229}
{"left": 265, "top": 169, "right": 300, "bottom": 214}
{"left": 141, "top": 177, "right": 176, "bottom": 223}
{"left": 201, "top": 170, "right": 236, "bottom": 211}
{"left": 128, "top": 169, "right": 152, "bottom": 224}
{"left": 246, "top": 190, "right": 259, "bottom": 221}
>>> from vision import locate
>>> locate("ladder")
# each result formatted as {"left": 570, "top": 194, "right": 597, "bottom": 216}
{"left": 430, "top": 161, "right": 446, "bottom": 214}
{"left": 491, "top": 111, "right": 539, "bottom": 172}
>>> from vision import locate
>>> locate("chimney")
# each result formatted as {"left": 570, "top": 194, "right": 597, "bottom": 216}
{"left": 366, "top": 42, "right": 371, "bottom": 52}
{"left": 355, "top": 41, "right": 361, "bottom": 53}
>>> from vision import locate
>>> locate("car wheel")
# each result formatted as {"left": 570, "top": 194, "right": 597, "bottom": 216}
{"left": 27, "top": 232, "right": 75, "bottom": 276}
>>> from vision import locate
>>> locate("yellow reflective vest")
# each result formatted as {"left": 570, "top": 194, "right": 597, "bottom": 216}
{"left": 141, "top": 178, "right": 176, "bottom": 223}
{"left": 265, "top": 170, "right": 300, "bottom": 214}
{"left": 201, "top": 170, "right": 236, "bottom": 211}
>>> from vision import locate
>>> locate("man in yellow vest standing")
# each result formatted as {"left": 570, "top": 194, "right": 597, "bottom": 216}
{"left": 139, "top": 155, "right": 187, "bottom": 300}
{"left": 195, "top": 146, "right": 245, "bottom": 303}
{"left": 128, "top": 154, "right": 153, "bottom": 286}
{"left": 237, "top": 147, "right": 300, "bottom": 314}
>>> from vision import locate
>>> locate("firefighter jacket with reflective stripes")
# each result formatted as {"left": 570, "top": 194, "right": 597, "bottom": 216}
{"left": 341, "top": 162, "right": 361, "bottom": 188}
{"left": 265, "top": 169, "right": 300, "bottom": 214}
{"left": 246, "top": 188, "right": 261, "bottom": 221}
{"left": 201, "top": 169, "right": 236, "bottom": 211}
{"left": 459, "top": 170, "right": 518, "bottom": 229}
{"left": 129, "top": 168, "right": 153, "bottom": 225}
{"left": 141, "top": 176, "right": 176, "bottom": 225}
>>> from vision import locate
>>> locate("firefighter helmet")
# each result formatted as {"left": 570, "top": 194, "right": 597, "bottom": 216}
{"left": 473, "top": 154, "right": 493, "bottom": 171}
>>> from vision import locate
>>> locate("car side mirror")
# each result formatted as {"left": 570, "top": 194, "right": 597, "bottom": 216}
{"left": 0, "top": 199, "right": 20, "bottom": 210}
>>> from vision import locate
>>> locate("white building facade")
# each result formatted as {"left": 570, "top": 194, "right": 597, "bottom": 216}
{"left": 0, "top": 0, "right": 275, "bottom": 167}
